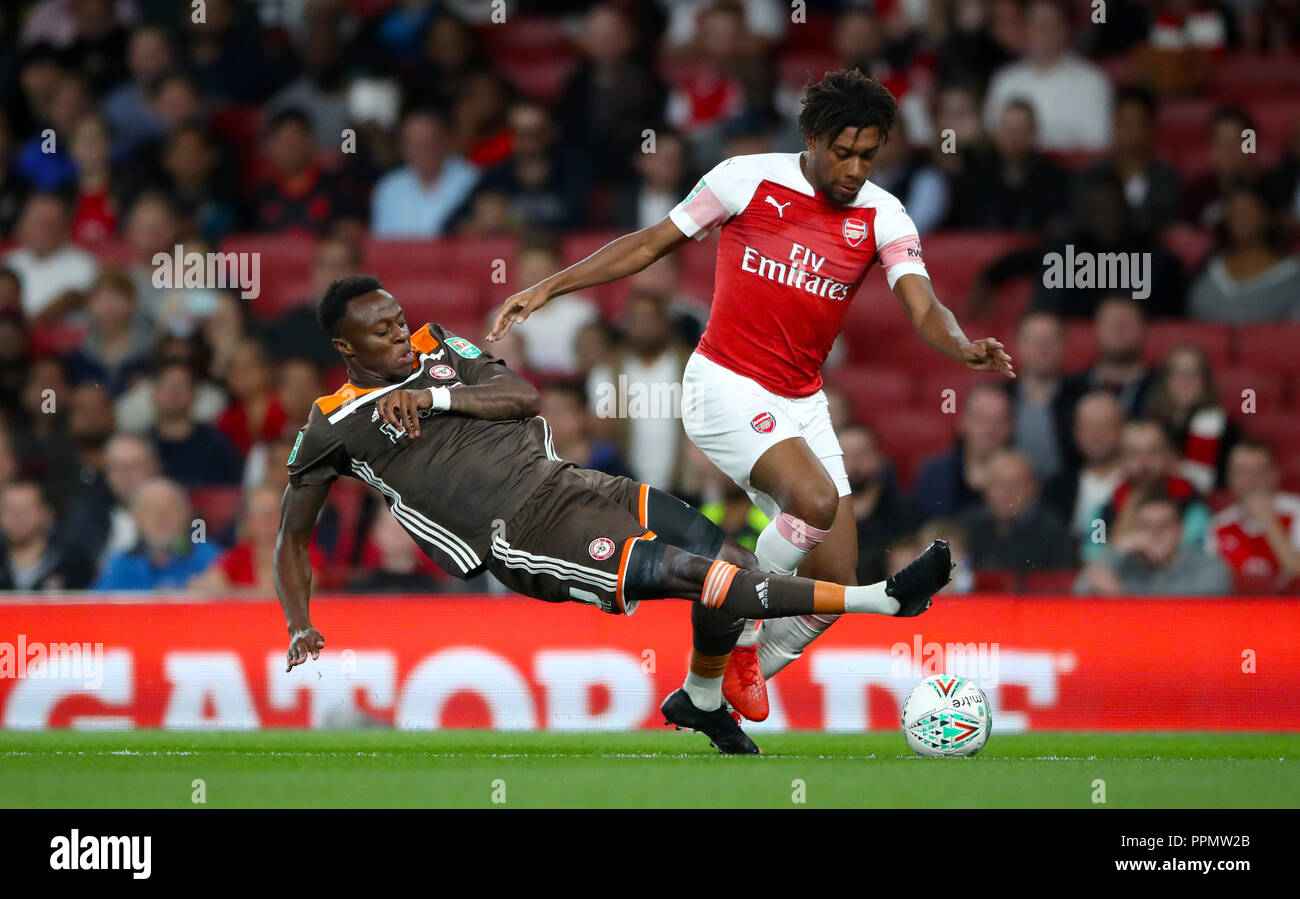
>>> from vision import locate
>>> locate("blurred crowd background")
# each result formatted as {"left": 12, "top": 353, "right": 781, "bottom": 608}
{"left": 0, "top": 0, "right": 1298, "bottom": 597}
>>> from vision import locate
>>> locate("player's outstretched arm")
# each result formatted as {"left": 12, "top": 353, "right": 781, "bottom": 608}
{"left": 486, "top": 216, "right": 690, "bottom": 342}
{"left": 893, "top": 273, "right": 1015, "bottom": 377}
{"left": 274, "top": 480, "right": 331, "bottom": 671}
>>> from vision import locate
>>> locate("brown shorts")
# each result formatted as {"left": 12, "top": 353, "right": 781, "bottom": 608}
{"left": 486, "top": 465, "right": 656, "bottom": 615}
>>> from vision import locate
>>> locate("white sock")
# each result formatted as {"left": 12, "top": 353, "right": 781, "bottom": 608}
{"left": 755, "top": 518, "right": 810, "bottom": 575}
{"left": 757, "top": 613, "right": 840, "bottom": 678}
{"left": 735, "top": 619, "right": 760, "bottom": 647}
{"left": 682, "top": 671, "right": 723, "bottom": 711}
{"left": 845, "top": 581, "right": 898, "bottom": 615}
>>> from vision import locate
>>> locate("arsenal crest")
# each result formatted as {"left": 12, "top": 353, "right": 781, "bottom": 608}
{"left": 843, "top": 218, "right": 867, "bottom": 247}
{"left": 750, "top": 412, "right": 776, "bottom": 434}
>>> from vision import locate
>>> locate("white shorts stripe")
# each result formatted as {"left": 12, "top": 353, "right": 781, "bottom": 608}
{"left": 350, "top": 460, "right": 480, "bottom": 572}
{"left": 490, "top": 536, "right": 618, "bottom": 588}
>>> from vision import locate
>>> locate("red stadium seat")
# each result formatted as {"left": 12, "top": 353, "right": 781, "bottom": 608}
{"left": 1248, "top": 418, "right": 1300, "bottom": 459}
{"left": 1215, "top": 366, "right": 1284, "bottom": 421}
{"left": 1236, "top": 323, "right": 1300, "bottom": 375}
{"left": 825, "top": 365, "right": 914, "bottom": 420}
{"left": 1143, "top": 321, "right": 1233, "bottom": 367}
{"left": 189, "top": 487, "right": 245, "bottom": 538}
{"left": 867, "top": 410, "right": 956, "bottom": 487}
{"left": 917, "top": 369, "right": 1005, "bottom": 411}
{"left": 379, "top": 278, "right": 487, "bottom": 335}
{"left": 1020, "top": 570, "right": 1080, "bottom": 595}
{"left": 919, "top": 231, "right": 1038, "bottom": 316}
{"left": 28, "top": 323, "right": 87, "bottom": 355}
{"left": 222, "top": 233, "right": 316, "bottom": 320}
{"left": 1211, "top": 54, "right": 1300, "bottom": 102}
{"left": 972, "top": 569, "right": 1016, "bottom": 593}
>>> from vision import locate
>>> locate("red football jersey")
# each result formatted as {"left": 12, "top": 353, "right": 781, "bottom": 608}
{"left": 1208, "top": 493, "right": 1300, "bottom": 577}
{"left": 669, "top": 152, "right": 928, "bottom": 397}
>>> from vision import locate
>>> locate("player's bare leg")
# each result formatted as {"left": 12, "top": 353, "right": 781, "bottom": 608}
{"left": 719, "top": 436, "right": 840, "bottom": 718}
{"left": 756, "top": 495, "right": 859, "bottom": 680}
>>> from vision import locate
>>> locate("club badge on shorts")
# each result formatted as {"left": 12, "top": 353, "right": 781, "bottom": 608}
{"left": 588, "top": 537, "right": 616, "bottom": 560}
{"left": 843, "top": 218, "right": 867, "bottom": 247}
{"left": 751, "top": 411, "right": 776, "bottom": 434}
{"left": 429, "top": 364, "right": 456, "bottom": 379}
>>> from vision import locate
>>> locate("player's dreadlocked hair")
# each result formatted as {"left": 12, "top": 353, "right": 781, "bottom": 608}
{"left": 318, "top": 274, "right": 385, "bottom": 337}
{"left": 797, "top": 69, "right": 898, "bottom": 146}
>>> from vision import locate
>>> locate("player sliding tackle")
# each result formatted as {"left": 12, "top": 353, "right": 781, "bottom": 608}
{"left": 274, "top": 278, "right": 952, "bottom": 754}
{"left": 488, "top": 70, "right": 1013, "bottom": 724}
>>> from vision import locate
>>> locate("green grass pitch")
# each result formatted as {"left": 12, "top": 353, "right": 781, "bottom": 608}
{"left": 1, "top": 731, "right": 1296, "bottom": 809}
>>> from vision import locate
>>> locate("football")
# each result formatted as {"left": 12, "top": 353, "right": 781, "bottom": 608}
{"left": 901, "top": 674, "right": 992, "bottom": 758}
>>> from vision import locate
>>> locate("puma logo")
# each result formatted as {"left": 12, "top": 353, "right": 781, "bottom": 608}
{"left": 765, "top": 195, "right": 789, "bottom": 217}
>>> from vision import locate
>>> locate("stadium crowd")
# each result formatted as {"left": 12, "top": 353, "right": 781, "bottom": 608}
{"left": 0, "top": 0, "right": 1298, "bottom": 596}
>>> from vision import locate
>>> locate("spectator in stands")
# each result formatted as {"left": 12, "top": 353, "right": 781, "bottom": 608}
{"left": 65, "top": 268, "right": 153, "bottom": 397}
{"left": 367, "top": 0, "right": 440, "bottom": 71}
{"left": 935, "top": 0, "right": 1017, "bottom": 94}
{"left": 575, "top": 319, "right": 617, "bottom": 394}
{"left": 156, "top": 122, "right": 239, "bottom": 243}
{"left": 960, "top": 448, "right": 1075, "bottom": 572}
{"left": 180, "top": 0, "right": 284, "bottom": 104}
{"left": 404, "top": 13, "right": 489, "bottom": 115}
{"left": 973, "top": 174, "right": 1187, "bottom": 319}
{"left": 664, "top": 0, "right": 787, "bottom": 47}
{"left": 1145, "top": 344, "right": 1240, "bottom": 492}
{"left": 0, "top": 305, "right": 31, "bottom": 427}
{"left": 1189, "top": 179, "right": 1300, "bottom": 322}
{"left": 612, "top": 129, "right": 692, "bottom": 231}
{"left": 149, "top": 360, "right": 243, "bottom": 487}
{"left": 115, "top": 336, "right": 226, "bottom": 433}
{"left": 263, "top": 236, "right": 360, "bottom": 368}
{"left": 588, "top": 290, "right": 691, "bottom": 489}
{"left": 11, "top": 355, "right": 82, "bottom": 511}
{"left": 626, "top": 253, "right": 710, "bottom": 346}
{"left": 915, "top": 517, "right": 976, "bottom": 593}
{"left": 253, "top": 108, "right": 365, "bottom": 237}
{"left": 1006, "top": 310, "right": 1079, "bottom": 482}
{"left": 101, "top": 24, "right": 174, "bottom": 159}
{"left": 1074, "top": 492, "right": 1231, "bottom": 595}
{"left": 265, "top": 4, "right": 351, "bottom": 152}
{"left": 348, "top": 510, "right": 444, "bottom": 593}
{"left": 68, "top": 114, "right": 121, "bottom": 244}
{"left": 200, "top": 289, "right": 256, "bottom": 385}
{"left": 117, "top": 70, "right": 212, "bottom": 197}
{"left": 1082, "top": 417, "right": 1211, "bottom": 561}
{"left": 120, "top": 190, "right": 180, "bottom": 322}
{"left": 277, "top": 357, "right": 324, "bottom": 431}
{"left": 558, "top": 3, "right": 668, "bottom": 186}
{"left": 1042, "top": 391, "right": 1127, "bottom": 538}
{"left": 17, "top": 69, "right": 90, "bottom": 190}
{"left": 1181, "top": 106, "right": 1261, "bottom": 231}
{"left": 0, "top": 480, "right": 94, "bottom": 590}
{"left": 913, "top": 381, "right": 1013, "bottom": 518}
{"left": 192, "top": 484, "right": 322, "bottom": 592}
{"left": 447, "top": 71, "right": 515, "bottom": 169}
{"left": 946, "top": 98, "right": 1069, "bottom": 233}
{"left": 216, "top": 338, "right": 288, "bottom": 459}
{"left": 538, "top": 379, "right": 634, "bottom": 480}
{"left": 3, "top": 192, "right": 97, "bottom": 323}
{"left": 1265, "top": 115, "right": 1300, "bottom": 227}
{"left": 509, "top": 235, "right": 598, "bottom": 374}
{"left": 456, "top": 99, "right": 587, "bottom": 233}
{"left": 370, "top": 108, "right": 479, "bottom": 238}
{"left": 927, "top": 79, "right": 987, "bottom": 187}
{"left": 62, "top": 400, "right": 149, "bottom": 569}
{"left": 840, "top": 420, "right": 915, "bottom": 584}
{"left": 867, "top": 119, "right": 949, "bottom": 234}
{"left": 667, "top": 0, "right": 776, "bottom": 169}
{"left": 1062, "top": 295, "right": 1156, "bottom": 417}
{"left": 982, "top": 0, "right": 1113, "bottom": 150}
{"left": 62, "top": 0, "right": 129, "bottom": 88}
{"left": 0, "top": 109, "right": 29, "bottom": 239}
{"left": 92, "top": 476, "right": 220, "bottom": 590}
{"left": 1076, "top": 85, "right": 1182, "bottom": 236}
{"left": 1207, "top": 440, "right": 1300, "bottom": 585}
{"left": 61, "top": 379, "right": 114, "bottom": 503}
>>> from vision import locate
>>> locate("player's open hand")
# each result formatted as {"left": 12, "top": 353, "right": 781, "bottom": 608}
{"left": 960, "top": 338, "right": 1015, "bottom": 377}
{"left": 487, "top": 285, "right": 549, "bottom": 343}
{"left": 286, "top": 626, "right": 325, "bottom": 672}
{"left": 375, "top": 388, "right": 432, "bottom": 437}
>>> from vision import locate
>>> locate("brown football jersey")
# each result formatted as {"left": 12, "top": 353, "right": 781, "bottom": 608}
{"left": 286, "top": 323, "right": 566, "bottom": 576}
